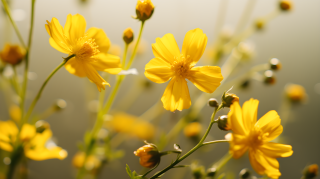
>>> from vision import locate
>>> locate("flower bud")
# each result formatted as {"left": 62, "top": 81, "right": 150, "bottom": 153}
{"left": 134, "top": 144, "right": 160, "bottom": 168}
{"left": 191, "top": 164, "right": 205, "bottom": 179}
{"left": 54, "top": 99, "right": 67, "bottom": 111}
{"left": 264, "top": 70, "right": 276, "bottom": 85}
{"left": 217, "top": 115, "right": 231, "bottom": 131}
{"left": 239, "top": 168, "right": 251, "bottom": 179}
{"left": 135, "top": 0, "right": 154, "bottom": 21}
{"left": 206, "top": 167, "right": 216, "bottom": 177}
{"left": 285, "top": 84, "right": 307, "bottom": 103}
{"left": 279, "top": 0, "right": 292, "bottom": 11}
{"left": 303, "top": 164, "right": 318, "bottom": 179}
{"left": 35, "top": 120, "right": 50, "bottom": 133}
{"left": 269, "top": 58, "right": 281, "bottom": 70}
{"left": 222, "top": 92, "right": 239, "bottom": 108}
{"left": 208, "top": 98, "right": 219, "bottom": 108}
{"left": 123, "top": 28, "right": 134, "bottom": 44}
{"left": 183, "top": 122, "right": 202, "bottom": 138}
{"left": 255, "top": 18, "right": 265, "bottom": 30}
{"left": 0, "top": 44, "right": 25, "bottom": 65}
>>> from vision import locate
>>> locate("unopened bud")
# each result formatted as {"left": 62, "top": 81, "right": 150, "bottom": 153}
{"left": 239, "top": 168, "right": 251, "bottom": 179}
{"left": 208, "top": 98, "right": 219, "bottom": 108}
{"left": 123, "top": 28, "right": 134, "bottom": 44}
{"left": 206, "top": 167, "right": 216, "bottom": 177}
{"left": 303, "top": 164, "right": 318, "bottom": 179}
{"left": 264, "top": 70, "right": 276, "bottom": 84}
{"left": 0, "top": 44, "right": 25, "bottom": 65}
{"left": 270, "top": 58, "right": 281, "bottom": 70}
{"left": 54, "top": 99, "right": 67, "bottom": 111}
{"left": 255, "top": 18, "right": 265, "bottom": 30}
{"left": 192, "top": 165, "right": 205, "bottom": 179}
{"left": 285, "top": 84, "right": 307, "bottom": 103}
{"left": 35, "top": 120, "right": 50, "bottom": 133}
{"left": 183, "top": 122, "right": 202, "bottom": 138}
{"left": 217, "top": 115, "right": 231, "bottom": 131}
{"left": 135, "top": 0, "right": 154, "bottom": 22}
{"left": 279, "top": 0, "right": 292, "bottom": 11}
{"left": 222, "top": 92, "right": 239, "bottom": 108}
{"left": 134, "top": 144, "right": 160, "bottom": 168}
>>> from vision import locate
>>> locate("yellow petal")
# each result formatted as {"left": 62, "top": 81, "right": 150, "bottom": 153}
{"left": 229, "top": 134, "right": 248, "bottom": 159}
{"left": 20, "top": 124, "right": 36, "bottom": 141}
{"left": 188, "top": 66, "right": 223, "bottom": 93}
{"left": 249, "top": 149, "right": 266, "bottom": 175}
{"left": 182, "top": 28, "right": 207, "bottom": 65}
{"left": 90, "top": 53, "right": 122, "bottom": 75}
{"left": 49, "top": 38, "right": 69, "bottom": 54}
{"left": 242, "top": 98, "right": 259, "bottom": 131}
{"left": 255, "top": 110, "right": 283, "bottom": 141}
{"left": 228, "top": 102, "right": 247, "bottom": 135}
{"left": 46, "top": 18, "right": 71, "bottom": 52}
{"left": 145, "top": 57, "right": 173, "bottom": 83}
{"left": 259, "top": 142, "right": 293, "bottom": 158}
{"left": 86, "top": 27, "right": 111, "bottom": 53}
{"left": 64, "top": 14, "right": 86, "bottom": 46}
{"left": 0, "top": 120, "right": 18, "bottom": 151}
{"left": 161, "top": 77, "right": 191, "bottom": 112}
{"left": 82, "top": 61, "right": 110, "bottom": 92}
{"left": 65, "top": 57, "right": 86, "bottom": 77}
{"left": 152, "top": 33, "right": 180, "bottom": 64}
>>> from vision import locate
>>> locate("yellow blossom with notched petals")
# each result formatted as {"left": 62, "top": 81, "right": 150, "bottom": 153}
{"left": 0, "top": 120, "right": 67, "bottom": 161}
{"left": 145, "top": 28, "right": 223, "bottom": 112}
{"left": 45, "top": 14, "right": 122, "bottom": 91}
{"left": 227, "top": 99, "right": 293, "bottom": 178}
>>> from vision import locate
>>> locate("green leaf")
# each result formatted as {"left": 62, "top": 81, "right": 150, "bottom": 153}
{"left": 126, "top": 164, "right": 143, "bottom": 179}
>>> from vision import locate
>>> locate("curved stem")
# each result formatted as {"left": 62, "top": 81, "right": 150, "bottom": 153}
{"left": 23, "top": 54, "right": 75, "bottom": 123}
{"left": 122, "top": 43, "right": 128, "bottom": 68}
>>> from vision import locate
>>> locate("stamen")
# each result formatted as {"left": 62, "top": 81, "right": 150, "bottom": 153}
{"left": 171, "top": 54, "right": 192, "bottom": 78}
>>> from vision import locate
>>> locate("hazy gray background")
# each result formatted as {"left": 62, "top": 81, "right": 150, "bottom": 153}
{"left": 0, "top": 0, "right": 320, "bottom": 178}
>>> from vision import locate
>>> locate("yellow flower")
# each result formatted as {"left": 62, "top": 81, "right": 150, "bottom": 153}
{"left": 134, "top": 144, "right": 160, "bottom": 168}
{"left": 72, "top": 152, "right": 101, "bottom": 172}
{"left": 184, "top": 122, "right": 202, "bottom": 138}
{"left": 136, "top": 0, "right": 154, "bottom": 21}
{"left": 227, "top": 99, "right": 293, "bottom": 178}
{"left": 9, "top": 105, "right": 21, "bottom": 122}
{"left": 45, "top": 14, "right": 122, "bottom": 91}
{"left": 285, "top": 84, "right": 306, "bottom": 102}
{"left": 0, "top": 43, "right": 25, "bottom": 65}
{"left": 145, "top": 28, "right": 223, "bottom": 112}
{"left": 0, "top": 120, "right": 67, "bottom": 161}
{"left": 105, "top": 113, "right": 155, "bottom": 140}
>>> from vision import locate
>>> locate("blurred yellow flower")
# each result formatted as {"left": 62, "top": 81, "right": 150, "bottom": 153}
{"left": 72, "top": 152, "right": 101, "bottom": 172}
{"left": 0, "top": 120, "right": 67, "bottom": 161}
{"left": 285, "top": 84, "right": 306, "bottom": 102}
{"left": 105, "top": 113, "right": 155, "bottom": 140}
{"left": 184, "top": 122, "right": 202, "bottom": 138}
{"left": 227, "top": 99, "right": 293, "bottom": 178}
{"left": 9, "top": 105, "right": 21, "bottom": 122}
{"left": 123, "top": 27, "right": 134, "bottom": 44}
{"left": 109, "top": 45, "right": 122, "bottom": 56}
{"left": 45, "top": 14, "right": 122, "bottom": 91}
{"left": 136, "top": 0, "right": 154, "bottom": 21}
{"left": 0, "top": 43, "right": 25, "bottom": 65}
{"left": 145, "top": 28, "right": 223, "bottom": 112}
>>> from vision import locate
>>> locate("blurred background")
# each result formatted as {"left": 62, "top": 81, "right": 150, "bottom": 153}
{"left": 0, "top": 0, "right": 319, "bottom": 178}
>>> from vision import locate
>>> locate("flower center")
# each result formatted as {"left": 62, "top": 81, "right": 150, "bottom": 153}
{"left": 247, "top": 128, "right": 269, "bottom": 148}
{"left": 73, "top": 36, "right": 99, "bottom": 60}
{"left": 171, "top": 54, "right": 192, "bottom": 78}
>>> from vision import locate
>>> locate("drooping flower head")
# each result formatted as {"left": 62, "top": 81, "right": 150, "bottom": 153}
{"left": 227, "top": 99, "right": 293, "bottom": 178}
{"left": 0, "top": 120, "right": 67, "bottom": 161}
{"left": 45, "top": 14, "right": 122, "bottom": 91}
{"left": 145, "top": 28, "right": 223, "bottom": 112}
{"left": 0, "top": 43, "right": 25, "bottom": 65}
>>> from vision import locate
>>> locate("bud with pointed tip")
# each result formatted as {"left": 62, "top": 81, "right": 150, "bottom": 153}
{"left": 222, "top": 89, "right": 239, "bottom": 108}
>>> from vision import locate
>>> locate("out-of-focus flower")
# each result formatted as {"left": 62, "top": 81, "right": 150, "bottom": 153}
{"left": 72, "top": 152, "right": 101, "bottom": 172}
{"left": 145, "top": 28, "right": 223, "bottom": 112}
{"left": 285, "top": 84, "right": 307, "bottom": 103}
{"left": 234, "top": 42, "right": 255, "bottom": 61}
{"left": 0, "top": 44, "right": 25, "bottom": 65}
{"left": 279, "top": 0, "right": 292, "bottom": 11}
{"left": 303, "top": 164, "right": 318, "bottom": 179}
{"left": 0, "top": 120, "right": 67, "bottom": 161}
{"left": 123, "top": 27, "right": 134, "bottom": 44}
{"left": 105, "top": 113, "right": 155, "bottom": 140}
{"left": 255, "top": 18, "right": 265, "bottom": 30}
{"left": 45, "top": 14, "right": 122, "bottom": 91}
{"left": 134, "top": 144, "right": 160, "bottom": 168}
{"left": 264, "top": 70, "right": 276, "bottom": 85}
{"left": 129, "top": 38, "right": 148, "bottom": 56}
{"left": 184, "top": 122, "right": 202, "bottom": 138}
{"left": 135, "top": 0, "right": 154, "bottom": 21}
{"left": 269, "top": 58, "right": 281, "bottom": 71}
{"left": 9, "top": 105, "right": 21, "bottom": 122}
{"left": 227, "top": 99, "right": 293, "bottom": 178}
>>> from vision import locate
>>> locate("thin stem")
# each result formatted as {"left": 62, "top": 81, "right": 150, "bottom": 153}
{"left": 234, "top": 0, "right": 257, "bottom": 33}
{"left": 122, "top": 44, "right": 128, "bottom": 68}
{"left": 1, "top": 0, "right": 26, "bottom": 48}
{"left": 214, "top": 0, "right": 229, "bottom": 38}
{"left": 11, "top": 66, "right": 20, "bottom": 94}
{"left": 202, "top": 140, "right": 228, "bottom": 146}
{"left": 20, "top": 0, "right": 36, "bottom": 128}
{"left": 142, "top": 162, "right": 160, "bottom": 177}
{"left": 23, "top": 54, "right": 75, "bottom": 123}
{"left": 125, "top": 21, "right": 145, "bottom": 70}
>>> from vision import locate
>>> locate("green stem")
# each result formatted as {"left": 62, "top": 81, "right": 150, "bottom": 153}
{"left": 23, "top": 54, "right": 75, "bottom": 123}
{"left": 19, "top": 0, "right": 36, "bottom": 128}
{"left": 11, "top": 66, "right": 20, "bottom": 94}
{"left": 6, "top": 145, "right": 24, "bottom": 179}
{"left": 122, "top": 44, "right": 128, "bottom": 68}
{"left": 1, "top": 0, "right": 26, "bottom": 48}
{"left": 125, "top": 21, "right": 145, "bottom": 70}
{"left": 150, "top": 106, "right": 224, "bottom": 179}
